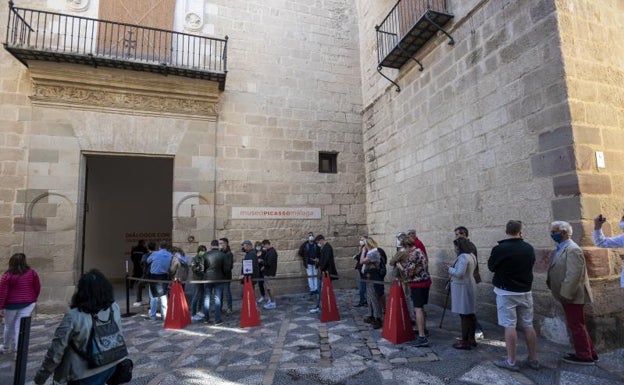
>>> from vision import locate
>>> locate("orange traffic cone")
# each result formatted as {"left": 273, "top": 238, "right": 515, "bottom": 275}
{"left": 164, "top": 280, "right": 191, "bottom": 329}
{"left": 240, "top": 276, "right": 261, "bottom": 328}
{"left": 320, "top": 272, "right": 340, "bottom": 322}
{"left": 382, "top": 281, "right": 414, "bottom": 344}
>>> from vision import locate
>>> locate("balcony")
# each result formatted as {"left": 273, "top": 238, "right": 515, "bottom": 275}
{"left": 376, "top": 0, "right": 453, "bottom": 71}
{"left": 4, "top": 2, "right": 228, "bottom": 90}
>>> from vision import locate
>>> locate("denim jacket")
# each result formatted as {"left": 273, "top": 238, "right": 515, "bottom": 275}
{"left": 35, "top": 302, "right": 124, "bottom": 384}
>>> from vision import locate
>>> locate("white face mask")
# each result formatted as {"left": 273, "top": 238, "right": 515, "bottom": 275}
{"left": 619, "top": 221, "right": 624, "bottom": 230}
{"left": 359, "top": 240, "right": 365, "bottom": 246}
{"left": 308, "top": 236, "right": 315, "bottom": 241}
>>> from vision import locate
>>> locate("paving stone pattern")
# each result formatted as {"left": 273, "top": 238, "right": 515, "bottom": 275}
{"left": 1, "top": 289, "right": 623, "bottom": 385}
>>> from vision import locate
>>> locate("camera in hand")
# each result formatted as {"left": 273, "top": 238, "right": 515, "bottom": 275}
{"left": 599, "top": 214, "right": 607, "bottom": 223}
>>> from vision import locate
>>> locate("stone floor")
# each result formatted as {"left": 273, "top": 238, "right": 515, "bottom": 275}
{"left": 1, "top": 288, "right": 623, "bottom": 385}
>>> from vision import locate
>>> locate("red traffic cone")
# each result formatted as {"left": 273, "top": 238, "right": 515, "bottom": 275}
{"left": 240, "top": 276, "right": 261, "bottom": 328}
{"left": 320, "top": 272, "right": 340, "bottom": 323}
{"left": 164, "top": 280, "right": 191, "bottom": 329}
{"left": 382, "top": 281, "right": 415, "bottom": 344}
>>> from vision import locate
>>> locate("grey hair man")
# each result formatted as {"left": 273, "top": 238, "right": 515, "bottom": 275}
{"left": 547, "top": 221, "right": 597, "bottom": 365}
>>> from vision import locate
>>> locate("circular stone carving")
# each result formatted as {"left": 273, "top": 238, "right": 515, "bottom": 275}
{"left": 184, "top": 12, "right": 203, "bottom": 32}
{"left": 28, "top": 192, "right": 76, "bottom": 231}
{"left": 66, "top": 0, "right": 90, "bottom": 12}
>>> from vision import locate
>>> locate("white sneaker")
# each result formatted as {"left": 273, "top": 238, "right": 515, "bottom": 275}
{"left": 257, "top": 297, "right": 265, "bottom": 304}
{"left": 309, "top": 307, "right": 320, "bottom": 313}
{"left": 263, "top": 301, "right": 276, "bottom": 309}
{"left": 132, "top": 302, "right": 143, "bottom": 307}
{"left": 191, "top": 314, "right": 204, "bottom": 322}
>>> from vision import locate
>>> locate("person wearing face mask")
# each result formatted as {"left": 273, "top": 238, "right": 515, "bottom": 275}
{"left": 487, "top": 220, "right": 538, "bottom": 371}
{"left": 593, "top": 213, "right": 624, "bottom": 288}
{"left": 547, "top": 221, "right": 597, "bottom": 365}
{"left": 353, "top": 235, "right": 368, "bottom": 307}
{"left": 298, "top": 232, "right": 320, "bottom": 296}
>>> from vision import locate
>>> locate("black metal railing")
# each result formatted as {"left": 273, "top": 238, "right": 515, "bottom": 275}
{"left": 4, "top": 2, "right": 228, "bottom": 88}
{"left": 376, "top": 0, "right": 451, "bottom": 68}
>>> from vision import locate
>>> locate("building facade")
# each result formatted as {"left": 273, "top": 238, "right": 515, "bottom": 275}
{"left": 0, "top": 0, "right": 622, "bottom": 347}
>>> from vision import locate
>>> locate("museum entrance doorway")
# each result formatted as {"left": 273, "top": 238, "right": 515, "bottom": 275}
{"left": 81, "top": 154, "right": 173, "bottom": 281}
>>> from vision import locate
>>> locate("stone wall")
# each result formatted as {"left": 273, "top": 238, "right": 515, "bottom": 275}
{"left": 206, "top": 0, "right": 366, "bottom": 291}
{"left": 0, "top": 0, "right": 366, "bottom": 309}
{"left": 354, "top": 0, "right": 624, "bottom": 348}
{"left": 553, "top": 0, "right": 624, "bottom": 347}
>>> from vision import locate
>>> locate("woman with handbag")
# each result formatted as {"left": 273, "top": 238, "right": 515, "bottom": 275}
{"left": 445, "top": 237, "right": 478, "bottom": 350}
{"left": 34, "top": 270, "right": 130, "bottom": 385}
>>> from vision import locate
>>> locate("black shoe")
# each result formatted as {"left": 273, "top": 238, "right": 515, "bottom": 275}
{"left": 562, "top": 354, "right": 594, "bottom": 365}
{"left": 354, "top": 303, "right": 366, "bottom": 307}
{"left": 372, "top": 318, "right": 382, "bottom": 329}
{"left": 363, "top": 316, "right": 374, "bottom": 324}
{"left": 564, "top": 352, "right": 599, "bottom": 362}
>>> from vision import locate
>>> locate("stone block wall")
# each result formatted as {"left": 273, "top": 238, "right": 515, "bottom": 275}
{"left": 553, "top": 0, "right": 624, "bottom": 347}
{"left": 0, "top": 0, "right": 367, "bottom": 309}
{"left": 355, "top": 0, "right": 624, "bottom": 348}
{"left": 206, "top": 0, "right": 366, "bottom": 292}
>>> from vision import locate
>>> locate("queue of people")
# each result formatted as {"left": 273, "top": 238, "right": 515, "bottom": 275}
{"left": 128, "top": 237, "right": 279, "bottom": 325}
{"left": 0, "top": 213, "right": 615, "bottom": 384}
{"left": 361, "top": 218, "right": 603, "bottom": 371}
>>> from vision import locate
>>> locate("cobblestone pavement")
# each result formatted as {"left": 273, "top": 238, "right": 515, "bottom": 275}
{"left": 1, "top": 289, "right": 623, "bottom": 385}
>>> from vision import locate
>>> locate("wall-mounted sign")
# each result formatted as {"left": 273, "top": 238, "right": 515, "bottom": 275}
{"left": 232, "top": 207, "right": 321, "bottom": 220}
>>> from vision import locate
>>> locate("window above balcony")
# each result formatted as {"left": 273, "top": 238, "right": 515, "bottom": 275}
{"left": 4, "top": 2, "right": 228, "bottom": 90}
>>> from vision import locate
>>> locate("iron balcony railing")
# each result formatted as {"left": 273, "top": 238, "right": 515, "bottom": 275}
{"left": 4, "top": 2, "right": 228, "bottom": 89}
{"left": 376, "top": 0, "right": 453, "bottom": 70}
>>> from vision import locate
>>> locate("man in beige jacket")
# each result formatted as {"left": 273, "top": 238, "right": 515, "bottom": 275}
{"left": 547, "top": 221, "right": 597, "bottom": 365}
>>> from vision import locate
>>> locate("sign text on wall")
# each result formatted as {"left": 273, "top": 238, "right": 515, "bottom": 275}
{"left": 232, "top": 207, "right": 321, "bottom": 219}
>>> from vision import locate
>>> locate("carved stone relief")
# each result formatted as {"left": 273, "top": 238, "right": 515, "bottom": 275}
{"left": 66, "top": 0, "right": 90, "bottom": 12}
{"left": 27, "top": 62, "right": 220, "bottom": 120}
{"left": 183, "top": 0, "right": 205, "bottom": 32}
{"left": 31, "top": 84, "right": 217, "bottom": 118}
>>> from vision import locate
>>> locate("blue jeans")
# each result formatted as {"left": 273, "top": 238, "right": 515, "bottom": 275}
{"left": 315, "top": 275, "right": 323, "bottom": 308}
{"left": 190, "top": 283, "right": 205, "bottom": 316}
{"left": 358, "top": 278, "right": 367, "bottom": 305}
{"left": 203, "top": 283, "right": 224, "bottom": 323}
{"left": 223, "top": 282, "right": 232, "bottom": 310}
{"left": 149, "top": 274, "right": 169, "bottom": 319}
{"left": 68, "top": 366, "right": 115, "bottom": 385}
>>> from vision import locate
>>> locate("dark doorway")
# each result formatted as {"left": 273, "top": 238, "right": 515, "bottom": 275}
{"left": 81, "top": 154, "right": 173, "bottom": 281}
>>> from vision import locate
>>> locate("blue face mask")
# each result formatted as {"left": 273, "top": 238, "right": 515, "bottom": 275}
{"left": 551, "top": 233, "right": 563, "bottom": 243}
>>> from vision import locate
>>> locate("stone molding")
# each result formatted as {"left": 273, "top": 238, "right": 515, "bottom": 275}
{"left": 27, "top": 62, "right": 219, "bottom": 120}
